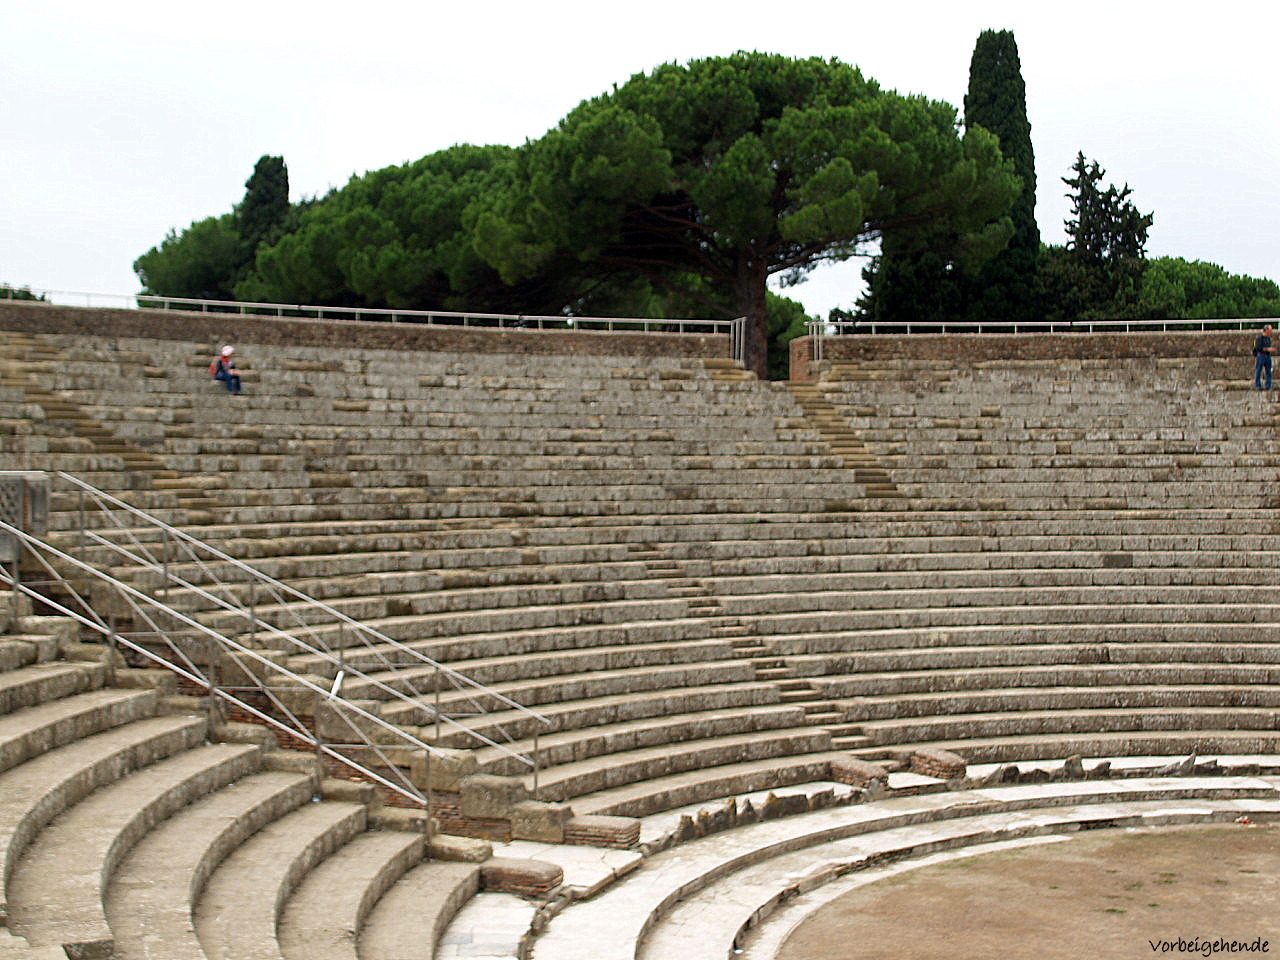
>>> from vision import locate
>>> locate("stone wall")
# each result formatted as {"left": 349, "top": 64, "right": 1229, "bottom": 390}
{"left": 0, "top": 301, "right": 731, "bottom": 360}
{"left": 789, "top": 329, "right": 1258, "bottom": 382}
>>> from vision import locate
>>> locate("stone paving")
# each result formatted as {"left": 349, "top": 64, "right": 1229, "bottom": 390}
{"left": 435, "top": 892, "right": 537, "bottom": 960}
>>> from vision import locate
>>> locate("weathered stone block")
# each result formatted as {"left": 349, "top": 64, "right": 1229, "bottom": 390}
{"left": 460, "top": 773, "right": 530, "bottom": 819}
{"left": 480, "top": 857, "right": 563, "bottom": 899}
{"left": 510, "top": 800, "right": 572, "bottom": 843}
{"left": 314, "top": 698, "right": 385, "bottom": 741}
{"left": 831, "top": 757, "right": 890, "bottom": 788}
{"left": 430, "top": 834, "right": 492, "bottom": 863}
{"left": 409, "top": 748, "right": 477, "bottom": 792}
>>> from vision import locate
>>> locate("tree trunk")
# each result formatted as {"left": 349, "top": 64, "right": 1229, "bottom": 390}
{"left": 737, "top": 259, "right": 770, "bottom": 380}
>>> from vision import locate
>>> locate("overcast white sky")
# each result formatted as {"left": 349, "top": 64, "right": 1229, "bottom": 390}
{"left": 3, "top": 0, "right": 1276, "bottom": 318}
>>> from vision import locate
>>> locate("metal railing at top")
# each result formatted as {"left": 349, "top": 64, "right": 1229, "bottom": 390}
{"left": 806, "top": 317, "right": 1280, "bottom": 362}
{"left": 22, "top": 472, "right": 555, "bottom": 795}
{"left": 1, "top": 287, "right": 749, "bottom": 363}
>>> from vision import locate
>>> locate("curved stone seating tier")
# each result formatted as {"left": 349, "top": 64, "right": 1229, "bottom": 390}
{"left": 0, "top": 605, "right": 486, "bottom": 960}
{"left": 357, "top": 860, "right": 481, "bottom": 960}
{"left": 522, "top": 768, "right": 1280, "bottom": 960}
{"left": 9, "top": 325, "right": 1280, "bottom": 830}
{"left": 817, "top": 356, "right": 1279, "bottom": 508}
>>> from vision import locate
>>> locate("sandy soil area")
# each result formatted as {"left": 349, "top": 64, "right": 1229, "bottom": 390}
{"left": 777, "top": 823, "right": 1280, "bottom": 960}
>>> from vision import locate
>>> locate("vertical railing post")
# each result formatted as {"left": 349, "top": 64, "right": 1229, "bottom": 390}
{"left": 162, "top": 528, "right": 171, "bottom": 599}
{"left": 424, "top": 751, "right": 434, "bottom": 845}
{"left": 434, "top": 666, "right": 442, "bottom": 742}
{"left": 205, "top": 634, "right": 221, "bottom": 730}
{"left": 106, "top": 615, "right": 118, "bottom": 687}
{"left": 532, "top": 730, "right": 540, "bottom": 800}
{"left": 248, "top": 577, "right": 256, "bottom": 647}
{"left": 77, "top": 487, "right": 85, "bottom": 556}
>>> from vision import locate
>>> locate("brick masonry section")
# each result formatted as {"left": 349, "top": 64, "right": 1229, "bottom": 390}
{"left": 431, "top": 792, "right": 513, "bottom": 843}
{"left": 563, "top": 815, "right": 641, "bottom": 849}
{"left": 480, "top": 857, "right": 564, "bottom": 899}
{"left": 789, "top": 330, "right": 1259, "bottom": 382}
{"left": 910, "top": 748, "right": 968, "bottom": 779}
{"left": 830, "top": 756, "right": 890, "bottom": 788}
{"left": 0, "top": 301, "right": 730, "bottom": 360}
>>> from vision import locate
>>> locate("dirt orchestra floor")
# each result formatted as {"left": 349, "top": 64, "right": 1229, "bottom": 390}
{"left": 776, "top": 823, "right": 1280, "bottom": 960}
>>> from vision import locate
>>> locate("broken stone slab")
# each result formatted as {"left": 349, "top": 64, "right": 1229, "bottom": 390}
{"left": 979, "top": 763, "right": 1020, "bottom": 786}
{"left": 1153, "top": 754, "right": 1197, "bottom": 777}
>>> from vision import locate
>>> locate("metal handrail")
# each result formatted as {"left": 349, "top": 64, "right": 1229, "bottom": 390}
{"left": 0, "top": 519, "right": 441, "bottom": 810}
{"left": 54, "top": 473, "right": 551, "bottom": 767}
{"left": 805, "top": 317, "right": 1278, "bottom": 363}
{"left": 1, "top": 286, "right": 738, "bottom": 332}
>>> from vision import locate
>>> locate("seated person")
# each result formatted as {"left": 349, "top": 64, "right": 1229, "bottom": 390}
{"left": 211, "top": 345, "right": 243, "bottom": 394}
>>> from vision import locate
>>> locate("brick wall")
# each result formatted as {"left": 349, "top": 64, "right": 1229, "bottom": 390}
{"left": 0, "top": 301, "right": 731, "bottom": 360}
{"left": 789, "top": 329, "right": 1259, "bottom": 382}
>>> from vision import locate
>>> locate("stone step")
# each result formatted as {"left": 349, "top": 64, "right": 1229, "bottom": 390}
{"left": 193, "top": 800, "right": 368, "bottom": 960}
{"left": 850, "top": 730, "right": 1280, "bottom": 765}
{"left": 529, "top": 728, "right": 835, "bottom": 803}
{"left": 340, "top": 638, "right": 740, "bottom": 700}
{"left": 475, "top": 704, "right": 809, "bottom": 776}
{"left": 830, "top": 668, "right": 1280, "bottom": 707}
{"left": 6, "top": 742, "right": 266, "bottom": 958}
{"left": 0, "top": 688, "right": 159, "bottom": 778}
{"left": 0, "top": 662, "right": 105, "bottom": 716}
{"left": 383, "top": 660, "right": 758, "bottom": 723}
{"left": 430, "top": 682, "right": 783, "bottom": 749}
{"left": 570, "top": 751, "right": 851, "bottom": 819}
{"left": 357, "top": 860, "right": 482, "bottom": 960}
{"left": 849, "top": 682, "right": 1280, "bottom": 721}
{"left": 103, "top": 770, "right": 319, "bottom": 960}
{"left": 771, "top": 621, "right": 1280, "bottom": 657}
{"left": 797, "top": 642, "right": 1280, "bottom": 684}
{"left": 858, "top": 705, "right": 1280, "bottom": 747}
{"left": 0, "top": 715, "right": 207, "bottom": 917}
{"left": 275, "top": 831, "right": 426, "bottom": 960}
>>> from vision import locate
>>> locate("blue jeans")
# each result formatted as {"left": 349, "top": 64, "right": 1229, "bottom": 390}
{"left": 1256, "top": 354, "right": 1272, "bottom": 390}
{"left": 215, "top": 370, "right": 242, "bottom": 393}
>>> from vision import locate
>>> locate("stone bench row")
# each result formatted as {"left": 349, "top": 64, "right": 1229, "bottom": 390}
{"left": 532, "top": 776, "right": 1280, "bottom": 960}
{"left": 121, "top": 549, "right": 1280, "bottom": 615}
{"left": 0, "top": 619, "right": 482, "bottom": 960}
{"left": 100, "top": 467, "right": 864, "bottom": 494}
{"left": 634, "top": 778, "right": 1280, "bottom": 960}
{"left": 146, "top": 567, "right": 1280, "bottom": 652}
{"left": 56, "top": 507, "right": 1280, "bottom": 554}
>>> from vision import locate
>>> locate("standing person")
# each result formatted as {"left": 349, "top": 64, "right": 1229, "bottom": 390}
{"left": 1254, "top": 324, "right": 1275, "bottom": 391}
{"left": 211, "top": 345, "right": 243, "bottom": 394}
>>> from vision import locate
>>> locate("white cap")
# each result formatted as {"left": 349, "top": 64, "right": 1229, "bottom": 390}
{"left": 221, "top": 345, "right": 235, "bottom": 356}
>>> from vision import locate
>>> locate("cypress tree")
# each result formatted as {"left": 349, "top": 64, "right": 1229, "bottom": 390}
{"left": 962, "top": 29, "right": 1039, "bottom": 324}
{"left": 238, "top": 155, "right": 290, "bottom": 256}
{"left": 858, "top": 29, "right": 1036, "bottom": 327}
